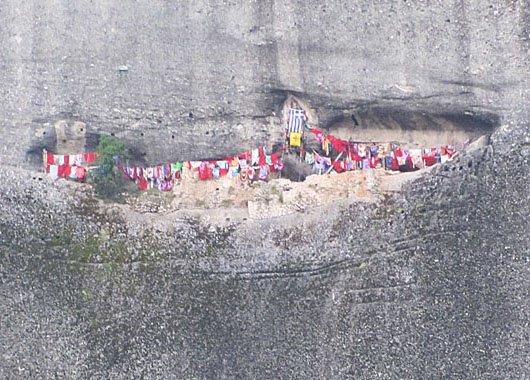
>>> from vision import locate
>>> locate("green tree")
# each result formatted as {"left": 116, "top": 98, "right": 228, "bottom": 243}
{"left": 91, "top": 135, "right": 130, "bottom": 201}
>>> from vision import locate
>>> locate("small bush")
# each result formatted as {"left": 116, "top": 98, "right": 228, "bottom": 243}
{"left": 90, "top": 136, "right": 130, "bottom": 202}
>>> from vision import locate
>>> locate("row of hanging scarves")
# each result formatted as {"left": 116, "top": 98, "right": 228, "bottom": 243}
{"left": 119, "top": 146, "right": 284, "bottom": 191}
{"left": 44, "top": 152, "right": 96, "bottom": 166}
{"left": 43, "top": 151, "right": 97, "bottom": 181}
{"left": 305, "top": 128, "right": 462, "bottom": 173}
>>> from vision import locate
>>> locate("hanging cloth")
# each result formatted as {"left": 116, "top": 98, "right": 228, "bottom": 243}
{"left": 288, "top": 109, "right": 305, "bottom": 133}
{"left": 258, "top": 147, "right": 267, "bottom": 166}
{"left": 290, "top": 132, "right": 302, "bottom": 147}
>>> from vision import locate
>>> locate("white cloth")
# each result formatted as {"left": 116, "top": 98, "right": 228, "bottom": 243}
{"left": 441, "top": 154, "right": 449, "bottom": 164}
{"left": 216, "top": 160, "right": 229, "bottom": 170}
{"left": 409, "top": 149, "right": 421, "bottom": 157}
{"left": 49, "top": 165, "right": 59, "bottom": 179}
{"left": 412, "top": 156, "right": 424, "bottom": 169}
{"left": 251, "top": 149, "right": 259, "bottom": 165}
{"left": 69, "top": 166, "right": 78, "bottom": 179}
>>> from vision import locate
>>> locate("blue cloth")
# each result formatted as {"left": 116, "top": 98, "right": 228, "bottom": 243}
{"left": 288, "top": 109, "right": 304, "bottom": 133}
{"left": 216, "top": 160, "right": 229, "bottom": 170}
{"left": 212, "top": 167, "right": 220, "bottom": 178}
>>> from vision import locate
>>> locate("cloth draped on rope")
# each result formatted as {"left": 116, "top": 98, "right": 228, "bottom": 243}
{"left": 288, "top": 109, "right": 304, "bottom": 133}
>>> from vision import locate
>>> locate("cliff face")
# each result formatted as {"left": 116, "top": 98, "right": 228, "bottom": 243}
{"left": 1, "top": 131, "right": 529, "bottom": 379}
{"left": 1, "top": 1, "right": 529, "bottom": 166}
{"left": 1, "top": 1, "right": 530, "bottom": 379}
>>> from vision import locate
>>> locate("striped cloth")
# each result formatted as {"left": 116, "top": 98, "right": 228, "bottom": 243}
{"left": 288, "top": 109, "right": 305, "bottom": 133}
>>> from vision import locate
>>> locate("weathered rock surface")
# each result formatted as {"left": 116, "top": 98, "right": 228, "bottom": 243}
{"left": 1, "top": 1, "right": 530, "bottom": 379}
{"left": 1, "top": 1, "right": 529, "bottom": 166}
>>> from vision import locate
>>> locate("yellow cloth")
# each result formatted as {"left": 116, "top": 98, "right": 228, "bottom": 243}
{"left": 290, "top": 132, "right": 302, "bottom": 147}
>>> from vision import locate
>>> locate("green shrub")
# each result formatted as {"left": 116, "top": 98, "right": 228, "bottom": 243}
{"left": 90, "top": 136, "right": 130, "bottom": 201}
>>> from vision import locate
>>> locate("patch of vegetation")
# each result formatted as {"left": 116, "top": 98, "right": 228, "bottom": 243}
{"left": 90, "top": 319, "right": 102, "bottom": 331}
{"left": 358, "top": 262, "right": 368, "bottom": 270}
{"left": 89, "top": 135, "right": 130, "bottom": 202}
{"left": 73, "top": 236, "right": 100, "bottom": 263}
{"left": 278, "top": 191, "right": 284, "bottom": 204}
{"left": 73, "top": 236, "right": 135, "bottom": 265}
{"left": 47, "top": 228, "right": 73, "bottom": 248}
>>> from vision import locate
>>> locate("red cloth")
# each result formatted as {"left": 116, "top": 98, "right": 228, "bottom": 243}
{"left": 370, "top": 156, "right": 378, "bottom": 168}
{"left": 351, "top": 153, "right": 362, "bottom": 162}
{"left": 47, "top": 153, "right": 54, "bottom": 165}
{"left": 391, "top": 158, "right": 399, "bottom": 171}
{"left": 198, "top": 163, "right": 213, "bottom": 180}
{"left": 239, "top": 152, "right": 250, "bottom": 160}
{"left": 57, "top": 165, "right": 66, "bottom": 177}
{"left": 395, "top": 149, "right": 403, "bottom": 158}
{"left": 333, "top": 161, "right": 345, "bottom": 173}
{"left": 64, "top": 155, "right": 69, "bottom": 166}
{"left": 219, "top": 168, "right": 229, "bottom": 177}
{"left": 271, "top": 153, "right": 279, "bottom": 164}
{"left": 309, "top": 128, "right": 323, "bottom": 135}
{"left": 268, "top": 164, "right": 275, "bottom": 173}
{"left": 328, "top": 135, "right": 344, "bottom": 152}
{"left": 77, "top": 166, "right": 86, "bottom": 180}
{"left": 64, "top": 166, "right": 72, "bottom": 177}
{"left": 258, "top": 147, "right": 267, "bottom": 166}
{"left": 423, "top": 156, "right": 438, "bottom": 167}
{"left": 45, "top": 164, "right": 50, "bottom": 173}
{"left": 84, "top": 152, "right": 95, "bottom": 163}
{"left": 139, "top": 177, "right": 148, "bottom": 190}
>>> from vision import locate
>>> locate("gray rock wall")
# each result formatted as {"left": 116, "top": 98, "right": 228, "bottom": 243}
{"left": 1, "top": 1, "right": 530, "bottom": 379}
{"left": 1, "top": 1, "right": 529, "bottom": 166}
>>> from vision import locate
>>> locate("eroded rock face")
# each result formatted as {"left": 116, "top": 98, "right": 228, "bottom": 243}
{"left": 1, "top": 1, "right": 529, "bottom": 166}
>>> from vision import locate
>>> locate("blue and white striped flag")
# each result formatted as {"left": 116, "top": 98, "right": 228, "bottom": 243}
{"left": 288, "top": 109, "right": 305, "bottom": 133}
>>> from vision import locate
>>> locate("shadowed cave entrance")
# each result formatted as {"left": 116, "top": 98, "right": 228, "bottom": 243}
{"left": 280, "top": 108, "right": 499, "bottom": 182}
